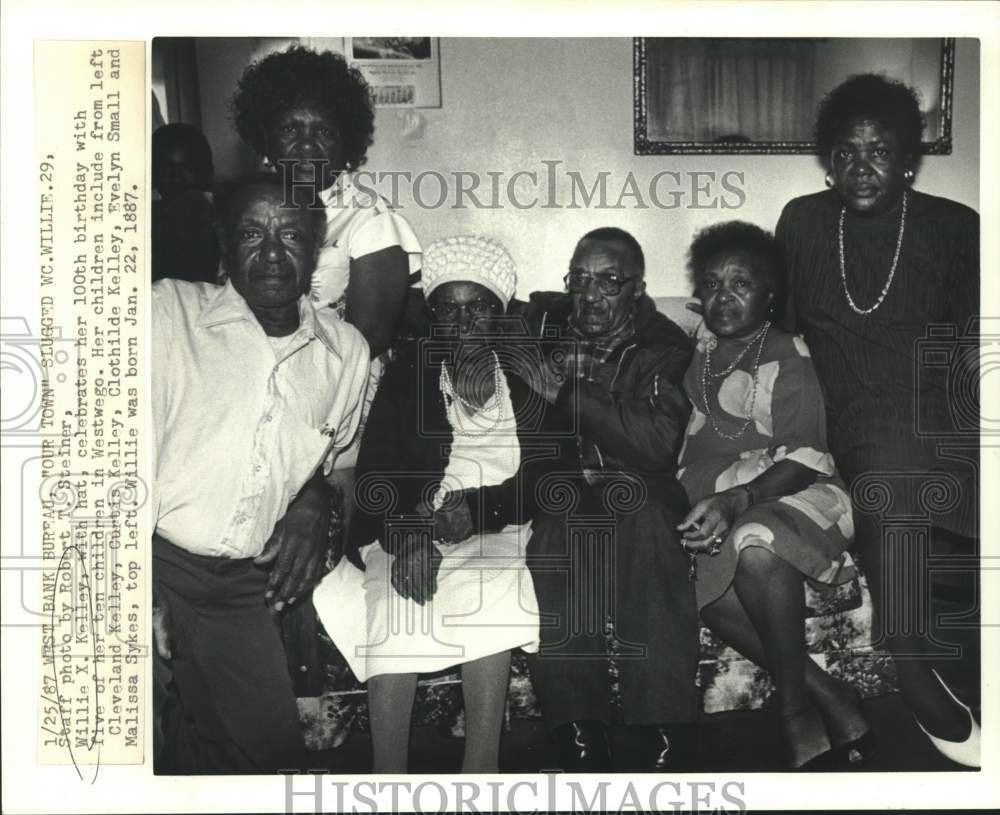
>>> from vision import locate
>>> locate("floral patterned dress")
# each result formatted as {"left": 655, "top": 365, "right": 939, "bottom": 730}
{"left": 677, "top": 326, "right": 855, "bottom": 609}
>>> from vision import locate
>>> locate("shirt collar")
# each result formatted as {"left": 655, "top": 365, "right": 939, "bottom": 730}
{"left": 318, "top": 171, "right": 355, "bottom": 208}
{"left": 198, "top": 280, "right": 342, "bottom": 359}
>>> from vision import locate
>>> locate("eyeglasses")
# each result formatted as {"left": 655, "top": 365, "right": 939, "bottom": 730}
{"left": 429, "top": 300, "right": 497, "bottom": 321}
{"left": 564, "top": 271, "right": 638, "bottom": 296}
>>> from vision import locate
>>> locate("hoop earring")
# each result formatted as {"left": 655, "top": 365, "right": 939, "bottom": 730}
{"left": 262, "top": 155, "right": 272, "bottom": 168}
{"left": 824, "top": 172, "right": 834, "bottom": 189}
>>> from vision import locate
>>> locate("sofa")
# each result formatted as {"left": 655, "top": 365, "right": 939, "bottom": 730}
{"left": 295, "top": 296, "right": 897, "bottom": 751}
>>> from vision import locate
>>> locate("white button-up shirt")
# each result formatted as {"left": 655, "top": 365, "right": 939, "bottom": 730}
{"left": 152, "top": 278, "right": 370, "bottom": 558}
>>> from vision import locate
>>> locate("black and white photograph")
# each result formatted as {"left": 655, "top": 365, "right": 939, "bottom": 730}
{"left": 148, "top": 34, "right": 982, "bottom": 776}
{"left": 1, "top": 3, "right": 998, "bottom": 815}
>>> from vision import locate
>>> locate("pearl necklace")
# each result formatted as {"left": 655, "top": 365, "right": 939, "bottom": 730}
{"left": 701, "top": 321, "right": 770, "bottom": 440}
{"left": 440, "top": 352, "right": 504, "bottom": 436}
{"left": 838, "top": 189, "right": 907, "bottom": 315}
{"left": 704, "top": 320, "right": 770, "bottom": 379}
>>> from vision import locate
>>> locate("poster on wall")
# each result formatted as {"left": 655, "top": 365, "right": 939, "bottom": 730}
{"left": 347, "top": 36, "right": 441, "bottom": 108}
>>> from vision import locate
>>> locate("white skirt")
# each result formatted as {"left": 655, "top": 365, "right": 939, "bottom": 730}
{"left": 314, "top": 522, "right": 540, "bottom": 682}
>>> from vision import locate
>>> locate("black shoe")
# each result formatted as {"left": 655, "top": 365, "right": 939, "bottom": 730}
{"left": 640, "top": 723, "right": 698, "bottom": 771}
{"left": 552, "top": 720, "right": 613, "bottom": 772}
{"left": 832, "top": 729, "right": 878, "bottom": 770}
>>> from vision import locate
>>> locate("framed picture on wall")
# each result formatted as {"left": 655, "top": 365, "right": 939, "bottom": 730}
{"left": 633, "top": 37, "right": 955, "bottom": 155}
{"left": 347, "top": 37, "right": 442, "bottom": 108}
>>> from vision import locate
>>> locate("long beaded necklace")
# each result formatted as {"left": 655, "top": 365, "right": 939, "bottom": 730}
{"left": 440, "top": 351, "right": 504, "bottom": 436}
{"left": 838, "top": 189, "right": 907, "bottom": 315}
{"left": 701, "top": 321, "right": 770, "bottom": 440}
{"left": 704, "top": 320, "right": 770, "bottom": 380}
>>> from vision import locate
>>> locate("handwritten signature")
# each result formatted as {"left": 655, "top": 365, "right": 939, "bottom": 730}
{"left": 43, "top": 544, "right": 102, "bottom": 782}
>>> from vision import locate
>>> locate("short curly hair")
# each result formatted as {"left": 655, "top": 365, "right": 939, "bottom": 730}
{"left": 230, "top": 45, "right": 375, "bottom": 170}
{"left": 687, "top": 221, "right": 785, "bottom": 320}
{"left": 814, "top": 73, "right": 924, "bottom": 170}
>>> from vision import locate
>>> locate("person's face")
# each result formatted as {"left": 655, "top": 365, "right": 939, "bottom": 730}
{"left": 427, "top": 281, "right": 504, "bottom": 345}
{"left": 829, "top": 117, "right": 911, "bottom": 216}
{"left": 266, "top": 101, "right": 343, "bottom": 189}
{"left": 224, "top": 187, "right": 319, "bottom": 310}
{"left": 154, "top": 144, "right": 201, "bottom": 198}
{"left": 568, "top": 239, "right": 645, "bottom": 338}
{"left": 698, "top": 251, "right": 774, "bottom": 340}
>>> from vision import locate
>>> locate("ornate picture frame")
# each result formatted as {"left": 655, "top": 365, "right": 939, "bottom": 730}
{"left": 633, "top": 37, "right": 955, "bottom": 155}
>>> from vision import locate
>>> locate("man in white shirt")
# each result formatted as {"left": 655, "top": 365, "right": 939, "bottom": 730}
{"left": 151, "top": 174, "right": 369, "bottom": 773}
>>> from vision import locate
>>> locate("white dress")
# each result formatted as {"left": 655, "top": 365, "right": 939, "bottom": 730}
{"left": 314, "top": 372, "right": 541, "bottom": 682}
{"left": 313, "top": 172, "right": 423, "bottom": 470}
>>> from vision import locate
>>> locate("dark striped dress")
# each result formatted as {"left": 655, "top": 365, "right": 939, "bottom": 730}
{"left": 776, "top": 188, "right": 979, "bottom": 540}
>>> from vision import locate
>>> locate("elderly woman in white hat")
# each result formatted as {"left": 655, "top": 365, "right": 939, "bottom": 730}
{"left": 315, "top": 236, "right": 573, "bottom": 772}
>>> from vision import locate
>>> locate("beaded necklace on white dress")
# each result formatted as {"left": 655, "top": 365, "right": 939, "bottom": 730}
{"left": 439, "top": 351, "right": 505, "bottom": 436}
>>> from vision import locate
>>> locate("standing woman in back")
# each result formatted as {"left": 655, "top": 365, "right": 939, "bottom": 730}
{"left": 776, "top": 73, "right": 980, "bottom": 767}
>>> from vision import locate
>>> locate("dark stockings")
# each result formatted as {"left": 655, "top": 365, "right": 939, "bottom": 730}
{"left": 700, "top": 546, "right": 867, "bottom": 766}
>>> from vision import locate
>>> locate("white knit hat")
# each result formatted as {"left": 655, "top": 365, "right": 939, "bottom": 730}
{"left": 421, "top": 236, "right": 517, "bottom": 309}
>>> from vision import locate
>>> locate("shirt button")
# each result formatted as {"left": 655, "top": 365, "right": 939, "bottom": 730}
{"left": 255, "top": 464, "right": 262, "bottom": 473}
{"left": 264, "top": 414, "right": 273, "bottom": 423}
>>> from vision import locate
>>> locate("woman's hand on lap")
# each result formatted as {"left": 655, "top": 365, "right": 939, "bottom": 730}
{"left": 676, "top": 489, "right": 750, "bottom": 552}
{"left": 391, "top": 535, "right": 442, "bottom": 604}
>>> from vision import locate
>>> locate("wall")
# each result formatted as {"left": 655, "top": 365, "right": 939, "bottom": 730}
{"left": 190, "top": 37, "right": 980, "bottom": 298}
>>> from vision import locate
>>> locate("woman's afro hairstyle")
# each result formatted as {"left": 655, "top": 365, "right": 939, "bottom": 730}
{"left": 230, "top": 45, "right": 375, "bottom": 170}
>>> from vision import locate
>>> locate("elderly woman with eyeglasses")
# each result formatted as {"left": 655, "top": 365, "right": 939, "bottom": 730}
{"left": 314, "top": 236, "right": 574, "bottom": 773}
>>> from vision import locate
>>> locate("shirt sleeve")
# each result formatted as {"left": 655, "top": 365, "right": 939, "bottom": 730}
{"left": 556, "top": 342, "right": 693, "bottom": 472}
{"left": 946, "top": 208, "right": 979, "bottom": 330}
{"left": 774, "top": 201, "right": 798, "bottom": 333}
{"left": 349, "top": 209, "right": 423, "bottom": 278}
{"left": 769, "top": 335, "right": 836, "bottom": 477}
{"left": 321, "top": 326, "right": 371, "bottom": 474}
{"left": 150, "top": 281, "right": 177, "bottom": 524}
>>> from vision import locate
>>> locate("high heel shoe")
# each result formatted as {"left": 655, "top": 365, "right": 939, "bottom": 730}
{"left": 914, "top": 669, "right": 981, "bottom": 768}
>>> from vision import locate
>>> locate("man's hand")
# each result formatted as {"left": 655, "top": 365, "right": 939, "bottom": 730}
{"left": 390, "top": 534, "right": 442, "bottom": 605}
{"left": 416, "top": 496, "right": 475, "bottom": 545}
{"left": 255, "top": 474, "right": 333, "bottom": 612}
{"left": 152, "top": 583, "right": 173, "bottom": 660}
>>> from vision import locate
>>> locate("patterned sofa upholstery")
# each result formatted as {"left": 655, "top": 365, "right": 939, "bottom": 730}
{"left": 297, "top": 297, "right": 898, "bottom": 751}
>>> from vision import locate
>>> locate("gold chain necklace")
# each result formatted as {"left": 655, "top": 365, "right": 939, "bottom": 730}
{"left": 838, "top": 189, "right": 907, "bottom": 315}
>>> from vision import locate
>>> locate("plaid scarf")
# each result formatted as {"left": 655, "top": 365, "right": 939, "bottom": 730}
{"left": 564, "top": 313, "right": 637, "bottom": 377}
{"left": 564, "top": 313, "right": 638, "bottom": 484}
